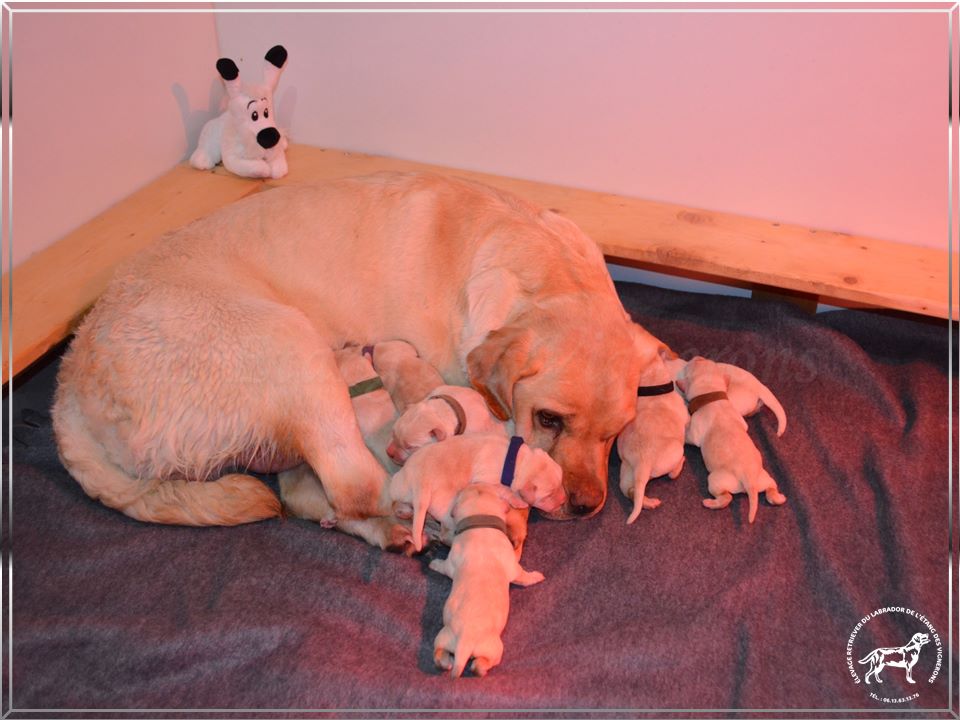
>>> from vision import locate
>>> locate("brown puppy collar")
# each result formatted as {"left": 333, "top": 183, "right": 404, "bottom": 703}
{"left": 431, "top": 394, "right": 467, "bottom": 436}
{"left": 454, "top": 513, "right": 508, "bottom": 537}
{"left": 687, "top": 391, "right": 728, "bottom": 415}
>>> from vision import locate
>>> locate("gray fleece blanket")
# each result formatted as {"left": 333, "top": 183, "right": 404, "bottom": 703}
{"left": 4, "top": 281, "right": 955, "bottom": 717}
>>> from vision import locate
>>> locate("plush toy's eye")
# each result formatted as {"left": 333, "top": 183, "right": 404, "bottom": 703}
{"left": 251, "top": 110, "right": 259, "bottom": 122}
{"left": 264, "top": 109, "right": 270, "bottom": 119}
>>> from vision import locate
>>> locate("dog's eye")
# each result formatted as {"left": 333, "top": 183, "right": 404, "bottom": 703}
{"left": 251, "top": 110, "right": 259, "bottom": 122}
{"left": 536, "top": 410, "right": 564, "bottom": 433}
{"left": 264, "top": 108, "right": 270, "bottom": 119}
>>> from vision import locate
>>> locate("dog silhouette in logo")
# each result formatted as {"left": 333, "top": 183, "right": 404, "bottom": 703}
{"left": 859, "top": 632, "right": 930, "bottom": 684}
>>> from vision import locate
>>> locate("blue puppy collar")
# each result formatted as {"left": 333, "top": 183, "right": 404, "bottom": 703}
{"left": 500, "top": 436, "right": 525, "bottom": 487}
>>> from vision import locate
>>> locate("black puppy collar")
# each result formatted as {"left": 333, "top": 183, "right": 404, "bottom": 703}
{"left": 637, "top": 381, "right": 675, "bottom": 397}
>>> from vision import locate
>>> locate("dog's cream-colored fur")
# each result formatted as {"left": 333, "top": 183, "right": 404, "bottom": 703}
{"left": 53, "top": 172, "right": 640, "bottom": 535}
{"left": 617, "top": 353, "right": 688, "bottom": 523}
{"left": 677, "top": 357, "right": 787, "bottom": 523}
{"left": 430, "top": 483, "right": 543, "bottom": 678}
{"left": 389, "top": 432, "right": 565, "bottom": 553}
{"left": 387, "top": 384, "right": 506, "bottom": 465}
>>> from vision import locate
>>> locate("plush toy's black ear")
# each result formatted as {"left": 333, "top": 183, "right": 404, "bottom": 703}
{"left": 264, "top": 45, "right": 287, "bottom": 69}
{"left": 216, "top": 58, "right": 239, "bottom": 81}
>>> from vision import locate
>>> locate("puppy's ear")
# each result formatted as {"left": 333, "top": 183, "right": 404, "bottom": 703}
{"left": 430, "top": 426, "right": 447, "bottom": 442}
{"left": 466, "top": 325, "right": 541, "bottom": 421}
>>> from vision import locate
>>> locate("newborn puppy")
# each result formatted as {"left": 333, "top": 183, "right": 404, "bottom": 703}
{"left": 430, "top": 482, "right": 544, "bottom": 678}
{"left": 617, "top": 352, "right": 688, "bottom": 523}
{"left": 366, "top": 340, "right": 445, "bottom": 412}
{"left": 716, "top": 362, "right": 787, "bottom": 436}
{"left": 390, "top": 433, "right": 566, "bottom": 552}
{"left": 335, "top": 345, "right": 399, "bottom": 468}
{"left": 677, "top": 357, "right": 787, "bottom": 523}
{"left": 278, "top": 345, "right": 405, "bottom": 548}
{"left": 387, "top": 385, "right": 507, "bottom": 465}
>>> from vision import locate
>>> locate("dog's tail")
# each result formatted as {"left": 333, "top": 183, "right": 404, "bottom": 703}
{"left": 756, "top": 383, "right": 787, "bottom": 438}
{"left": 746, "top": 484, "right": 760, "bottom": 524}
{"left": 53, "top": 389, "right": 281, "bottom": 526}
{"left": 859, "top": 649, "right": 880, "bottom": 665}
{"left": 626, "top": 459, "right": 653, "bottom": 524}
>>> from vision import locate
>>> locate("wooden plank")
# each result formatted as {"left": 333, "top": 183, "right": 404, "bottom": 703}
{"left": 3, "top": 165, "right": 261, "bottom": 380}
{"left": 261, "top": 145, "right": 957, "bottom": 320}
{"left": 7, "top": 142, "right": 953, "bottom": 382}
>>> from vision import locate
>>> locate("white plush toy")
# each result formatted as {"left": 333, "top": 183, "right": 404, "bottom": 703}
{"left": 190, "top": 45, "right": 289, "bottom": 179}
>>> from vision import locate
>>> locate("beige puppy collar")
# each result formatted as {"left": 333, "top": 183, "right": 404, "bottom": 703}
{"left": 454, "top": 514, "right": 508, "bottom": 537}
{"left": 687, "top": 391, "right": 728, "bottom": 415}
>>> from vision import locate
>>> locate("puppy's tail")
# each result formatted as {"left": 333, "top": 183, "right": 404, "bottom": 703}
{"left": 756, "top": 384, "right": 787, "bottom": 437}
{"left": 746, "top": 484, "right": 759, "bottom": 524}
{"left": 53, "top": 389, "right": 280, "bottom": 526}
{"left": 626, "top": 459, "right": 653, "bottom": 524}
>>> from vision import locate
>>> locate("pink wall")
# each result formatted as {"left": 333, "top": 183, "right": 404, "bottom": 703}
{"left": 11, "top": 8, "right": 949, "bottom": 273}
{"left": 14, "top": 9, "right": 218, "bottom": 268}
{"left": 218, "top": 9, "right": 947, "bottom": 252}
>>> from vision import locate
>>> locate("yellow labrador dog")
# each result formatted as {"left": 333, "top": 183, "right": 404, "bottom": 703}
{"left": 52, "top": 171, "right": 644, "bottom": 537}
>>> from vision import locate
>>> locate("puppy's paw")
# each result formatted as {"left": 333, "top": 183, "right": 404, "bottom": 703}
{"left": 470, "top": 656, "right": 495, "bottom": 677}
{"left": 702, "top": 493, "right": 733, "bottom": 511}
{"left": 434, "top": 646, "right": 454, "bottom": 673}
{"left": 642, "top": 496, "right": 661, "bottom": 510}
{"left": 765, "top": 488, "right": 787, "bottom": 506}
{"left": 392, "top": 501, "right": 414, "bottom": 520}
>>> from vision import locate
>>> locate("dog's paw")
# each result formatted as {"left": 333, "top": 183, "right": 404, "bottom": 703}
{"left": 470, "top": 656, "right": 495, "bottom": 677}
{"left": 434, "top": 646, "right": 454, "bottom": 673}
{"left": 642, "top": 496, "right": 661, "bottom": 510}
{"left": 392, "top": 501, "right": 414, "bottom": 520}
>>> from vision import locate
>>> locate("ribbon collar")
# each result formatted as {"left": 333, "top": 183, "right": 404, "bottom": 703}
{"left": 637, "top": 381, "right": 675, "bottom": 397}
{"left": 431, "top": 394, "right": 467, "bottom": 436}
{"left": 348, "top": 376, "right": 384, "bottom": 398}
{"left": 454, "top": 513, "right": 509, "bottom": 537}
{"left": 687, "top": 391, "right": 728, "bottom": 415}
{"left": 500, "top": 436, "right": 525, "bottom": 487}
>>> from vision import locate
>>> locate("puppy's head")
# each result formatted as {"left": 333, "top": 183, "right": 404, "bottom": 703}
{"left": 468, "top": 312, "right": 638, "bottom": 519}
{"left": 512, "top": 446, "right": 566, "bottom": 512}
{"left": 386, "top": 400, "right": 448, "bottom": 464}
{"left": 675, "top": 356, "right": 725, "bottom": 398}
{"left": 451, "top": 482, "right": 527, "bottom": 522}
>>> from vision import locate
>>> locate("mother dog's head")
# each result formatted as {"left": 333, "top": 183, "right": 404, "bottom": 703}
{"left": 467, "top": 305, "right": 644, "bottom": 519}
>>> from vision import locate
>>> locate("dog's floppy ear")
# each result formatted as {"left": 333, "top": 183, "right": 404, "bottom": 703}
{"left": 630, "top": 322, "right": 675, "bottom": 367}
{"left": 466, "top": 325, "right": 541, "bottom": 422}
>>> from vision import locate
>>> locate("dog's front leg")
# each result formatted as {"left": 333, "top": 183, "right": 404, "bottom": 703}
{"left": 293, "top": 345, "right": 391, "bottom": 522}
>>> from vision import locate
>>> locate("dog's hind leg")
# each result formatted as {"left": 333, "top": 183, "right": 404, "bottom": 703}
{"left": 53, "top": 386, "right": 280, "bottom": 525}
{"left": 278, "top": 465, "right": 337, "bottom": 527}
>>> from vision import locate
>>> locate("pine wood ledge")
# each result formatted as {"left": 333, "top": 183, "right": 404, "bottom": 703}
{"left": 4, "top": 143, "right": 956, "bottom": 382}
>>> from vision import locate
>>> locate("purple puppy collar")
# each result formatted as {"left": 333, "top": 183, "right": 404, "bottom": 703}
{"left": 361, "top": 345, "right": 375, "bottom": 364}
{"left": 500, "top": 436, "right": 525, "bottom": 487}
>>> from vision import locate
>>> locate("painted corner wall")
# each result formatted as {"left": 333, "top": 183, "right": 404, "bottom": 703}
{"left": 12, "top": 7, "right": 948, "bottom": 283}
{"left": 215, "top": 8, "right": 947, "bottom": 258}
{"left": 13, "top": 7, "right": 218, "bottom": 268}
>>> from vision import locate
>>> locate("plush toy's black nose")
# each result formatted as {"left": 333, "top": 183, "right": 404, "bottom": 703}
{"left": 257, "top": 128, "right": 280, "bottom": 149}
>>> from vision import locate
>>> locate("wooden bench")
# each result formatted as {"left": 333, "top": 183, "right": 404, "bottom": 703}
{"left": 4, "top": 143, "right": 955, "bottom": 382}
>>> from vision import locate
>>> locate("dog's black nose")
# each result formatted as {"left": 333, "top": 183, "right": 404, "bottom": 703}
{"left": 567, "top": 486, "right": 605, "bottom": 517}
{"left": 257, "top": 127, "right": 280, "bottom": 149}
